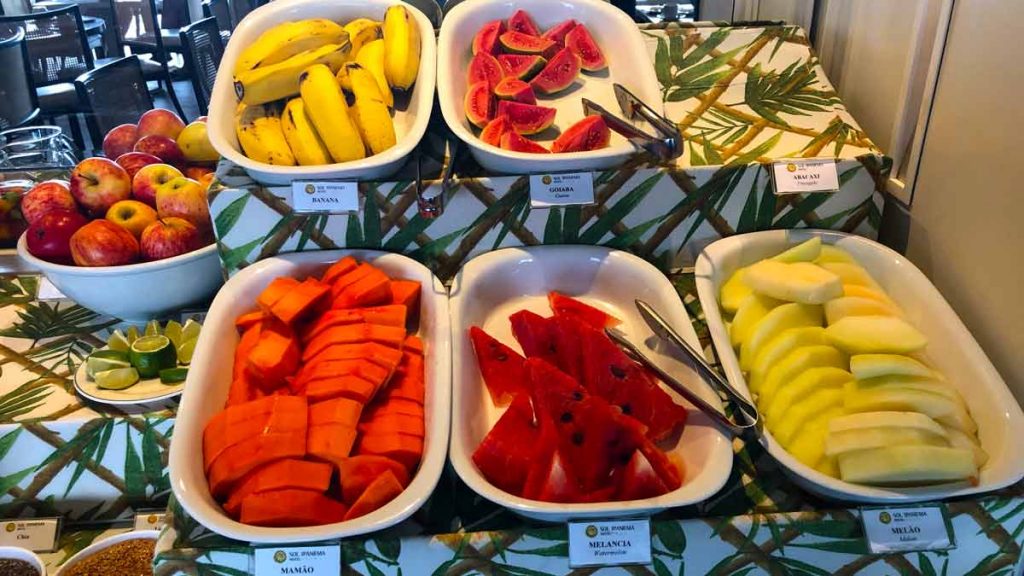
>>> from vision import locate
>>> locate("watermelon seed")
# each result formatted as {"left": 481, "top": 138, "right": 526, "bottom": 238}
{"left": 621, "top": 404, "right": 632, "bottom": 415}
{"left": 609, "top": 365, "right": 627, "bottom": 379}
{"left": 495, "top": 350, "right": 508, "bottom": 361}
{"left": 571, "top": 431, "right": 584, "bottom": 445}
{"left": 560, "top": 412, "right": 573, "bottom": 422}
{"left": 572, "top": 391, "right": 584, "bottom": 401}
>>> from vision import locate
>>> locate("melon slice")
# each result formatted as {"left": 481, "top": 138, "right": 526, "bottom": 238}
{"left": 764, "top": 366, "right": 852, "bottom": 425}
{"left": 825, "top": 316, "right": 927, "bottom": 354}
{"left": 787, "top": 406, "right": 844, "bottom": 469}
{"left": 853, "top": 375, "right": 965, "bottom": 406}
{"left": 772, "top": 237, "right": 821, "bottom": 263}
{"left": 824, "top": 426, "right": 949, "bottom": 458}
{"left": 745, "top": 260, "right": 843, "bottom": 304}
{"left": 758, "top": 345, "right": 845, "bottom": 410}
{"left": 739, "top": 303, "right": 823, "bottom": 371}
{"left": 729, "top": 293, "right": 782, "bottom": 347}
{"left": 843, "top": 285, "right": 897, "bottom": 307}
{"left": 836, "top": 445, "right": 977, "bottom": 485}
{"left": 824, "top": 296, "right": 902, "bottom": 325}
{"left": 814, "top": 245, "right": 858, "bottom": 265}
{"left": 942, "top": 426, "right": 989, "bottom": 468}
{"left": 843, "top": 384, "right": 976, "bottom": 433}
{"left": 819, "top": 262, "right": 882, "bottom": 291}
{"left": 771, "top": 388, "right": 844, "bottom": 446}
{"left": 749, "top": 327, "right": 826, "bottom": 392}
{"left": 828, "top": 410, "right": 947, "bottom": 436}
{"left": 850, "top": 354, "right": 935, "bottom": 381}
{"left": 719, "top": 267, "right": 752, "bottom": 314}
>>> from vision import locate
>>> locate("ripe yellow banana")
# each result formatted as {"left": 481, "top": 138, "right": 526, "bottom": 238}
{"left": 236, "top": 103, "right": 296, "bottom": 166}
{"left": 281, "top": 98, "right": 332, "bottom": 166}
{"left": 233, "top": 19, "right": 347, "bottom": 76}
{"left": 345, "top": 63, "right": 396, "bottom": 155}
{"left": 299, "top": 64, "right": 366, "bottom": 163}
{"left": 234, "top": 41, "right": 352, "bottom": 105}
{"left": 382, "top": 5, "right": 421, "bottom": 91}
{"left": 343, "top": 18, "right": 381, "bottom": 58}
{"left": 352, "top": 38, "right": 392, "bottom": 108}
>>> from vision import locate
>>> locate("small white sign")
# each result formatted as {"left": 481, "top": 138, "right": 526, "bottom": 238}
{"left": 0, "top": 518, "right": 60, "bottom": 552}
{"left": 771, "top": 159, "right": 840, "bottom": 195}
{"left": 529, "top": 172, "right": 595, "bottom": 207}
{"left": 568, "top": 519, "right": 652, "bottom": 568}
{"left": 861, "top": 505, "right": 954, "bottom": 554}
{"left": 292, "top": 181, "right": 359, "bottom": 213}
{"left": 133, "top": 511, "right": 166, "bottom": 532}
{"left": 254, "top": 545, "right": 341, "bottom": 576}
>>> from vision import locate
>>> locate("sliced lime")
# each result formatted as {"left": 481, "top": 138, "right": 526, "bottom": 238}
{"left": 95, "top": 367, "right": 140, "bottom": 390}
{"left": 107, "top": 330, "right": 130, "bottom": 352}
{"left": 130, "top": 335, "right": 177, "bottom": 378}
{"left": 164, "top": 320, "right": 183, "bottom": 348}
{"left": 90, "top": 349, "right": 130, "bottom": 362}
{"left": 145, "top": 320, "right": 161, "bottom": 337}
{"left": 125, "top": 326, "right": 141, "bottom": 345}
{"left": 181, "top": 318, "right": 202, "bottom": 343}
{"left": 177, "top": 336, "right": 197, "bottom": 365}
{"left": 86, "top": 355, "right": 130, "bottom": 379}
{"left": 159, "top": 367, "right": 188, "bottom": 384}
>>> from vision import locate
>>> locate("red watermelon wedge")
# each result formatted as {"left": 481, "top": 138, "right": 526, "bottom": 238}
{"left": 616, "top": 450, "right": 671, "bottom": 500}
{"left": 509, "top": 309, "right": 559, "bottom": 364}
{"left": 469, "top": 326, "right": 528, "bottom": 404}
{"left": 550, "top": 314, "right": 585, "bottom": 383}
{"left": 548, "top": 292, "right": 621, "bottom": 329}
{"left": 471, "top": 393, "right": 540, "bottom": 495}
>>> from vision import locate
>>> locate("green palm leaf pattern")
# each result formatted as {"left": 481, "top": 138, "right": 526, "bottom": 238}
{"left": 743, "top": 61, "right": 841, "bottom": 126}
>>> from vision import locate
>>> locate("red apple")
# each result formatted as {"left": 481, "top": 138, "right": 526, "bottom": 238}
{"left": 140, "top": 216, "right": 201, "bottom": 260}
{"left": 134, "top": 135, "right": 185, "bottom": 166}
{"left": 21, "top": 180, "right": 77, "bottom": 226}
{"left": 106, "top": 199, "right": 157, "bottom": 238}
{"left": 155, "top": 177, "right": 211, "bottom": 238}
{"left": 137, "top": 108, "right": 186, "bottom": 140}
{"left": 115, "top": 152, "right": 161, "bottom": 180}
{"left": 69, "top": 219, "right": 139, "bottom": 266}
{"left": 102, "top": 124, "right": 139, "bottom": 159}
{"left": 132, "top": 163, "right": 182, "bottom": 207}
{"left": 183, "top": 166, "right": 213, "bottom": 181}
{"left": 25, "top": 209, "right": 88, "bottom": 264}
{"left": 69, "top": 158, "right": 132, "bottom": 216}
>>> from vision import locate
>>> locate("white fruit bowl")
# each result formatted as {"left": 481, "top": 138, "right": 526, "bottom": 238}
{"left": 0, "top": 546, "right": 45, "bottom": 575}
{"left": 437, "top": 0, "right": 662, "bottom": 174}
{"left": 207, "top": 0, "right": 437, "bottom": 185}
{"left": 449, "top": 246, "right": 732, "bottom": 522}
{"left": 695, "top": 229, "right": 1024, "bottom": 503}
{"left": 170, "top": 250, "right": 451, "bottom": 543}
{"left": 16, "top": 234, "right": 222, "bottom": 322}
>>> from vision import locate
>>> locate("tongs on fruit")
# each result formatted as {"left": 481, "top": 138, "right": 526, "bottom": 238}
{"left": 606, "top": 300, "right": 761, "bottom": 437}
{"left": 581, "top": 84, "right": 682, "bottom": 161}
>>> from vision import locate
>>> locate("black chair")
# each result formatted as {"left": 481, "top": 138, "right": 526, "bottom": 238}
{"left": 0, "top": 30, "right": 40, "bottom": 129}
{"left": 75, "top": 55, "right": 154, "bottom": 147}
{"left": 179, "top": 16, "right": 223, "bottom": 115}
{"left": 227, "top": 0, "right": 251, "bottom": 26}
{"left": 403, "top": 0, "right": 441, "bottom": 28}
{"left": 202, "top": 0, "right": 232, "bottom": 41}
{"left": 107, "top": 0, "right": 187, "bottom": 118}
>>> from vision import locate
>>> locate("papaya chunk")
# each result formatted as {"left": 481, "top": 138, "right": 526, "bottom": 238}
{"left": 342, "top": 470, "right": 404, "bottom": 521}
{"left": 256, "top": 277, "right": 300, "bottom": 312}
{"left": 359, "top": 413, "right": 425, "bottom": 438}
{"left": 302, "top": 343, "right": 404, "bottom": 372}
{"left": 233, "top": 323, "right": 262, "bottom": 381}
{"left": 208, "top": 431, "right": 306, "bottom": 498}
{"left": 293, "top": 359, "right": 392, "bottom": 395}
{"left": 356, "top": 432, "right": 423, "bottom": 471}
{"left": 270, "top": 277, "right": 329, "bottom": 326}
{"left": 203, "top": 396, "right": 307, "bottom": 471}
{"left": 389, "top": 280, "right": 420, "bottom": 317}
{"left": 338, "top": 455, "right": 410, "bottom": 504}
{"left": 321, "top": 256, "right": 358, "bottom": 285}
{"left": 223, "top": 458, "right": 333, "bottom": 518}
{"left": 363, "top": 397, "right": 423, "bottom": 418}
{"left": 240, "top": 489, "right": 347, "bottom": 527}
{"left": 302, "top": 323, "right": 406, "bottom": 362}
{"left": 235, "top": 310, "right": 265, "bottom": 332}
{"left": 309, "top": 397, "right": 364, "bottom": 427}
{"left": 246, "top": 321, "right": 300, "bottom": 392}
{"left": 334, "top": 269, "right": 392, "bottom": 309}
{"left": 329, "top": 264, "right": 376, "bottom": 298}
{"left": 307, "top": 423, "right": 358, "bottom": 466}
{"left": 403, "top": 335, "right": 424, "bottom": 356}
{"left": 379, "top": 363, "right": 424, "bottom": 404}
{"left": 304, "top": 375, "right": 377, "bottom": 404}
{"left": 302, "top": 305, "right": 408, "bottom": 343}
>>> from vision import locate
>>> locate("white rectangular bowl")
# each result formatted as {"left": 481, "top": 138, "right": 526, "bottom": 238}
{"left": 449, "top": 246, "right": 733, "bottom": 522}
{"left": 695, "top": 229, "right": 1024, "bottom": 503}
{"left": 206, "top": 0, "right": 437, "bottom": 186}
{"left": 437, "top": 0, "right": 662, "bottom": 174}
{"left": 169, "top": 250, "right": 451, "bottom": 543}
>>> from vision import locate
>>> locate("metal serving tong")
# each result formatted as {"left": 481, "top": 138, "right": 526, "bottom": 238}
{"left": 605, "top": 299, "right": 761, "bottom": 437}
{"left": 581, "top": 84, "right": 682, "bottom": 161}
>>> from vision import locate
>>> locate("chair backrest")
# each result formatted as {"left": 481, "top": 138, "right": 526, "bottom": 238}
{"left": 403, "top": 0, "right": 441, "bottom": 28}
{"left": 75, "top": 55, "right": 153, "bottom": 146}
{"left": 0, "top": 5, "right": 94, "bottom": 87}
{"left": 179, "top": 16, "right": 223, "bottom": 114}
{"left": 108, "top": 0, "right": 166, "bottom": 55}
{"left": 228, "top": 0, "right": 251, "bottom": 26}
{"left": 0, "top": 30, "right": 39, "bottom": 129}
{"left": 204, "top": 0, "right": 233, "bottom": 34}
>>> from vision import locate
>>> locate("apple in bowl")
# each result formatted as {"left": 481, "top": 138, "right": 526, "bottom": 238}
{"left": 116, "top": 152, "right": 162, "bottom": 180}
{"left": 69, "top": 158, "right": 132, "bottom": 216}
{"left": 156, "top": 177, "right": 212, "bottom": 239}
{"left": 69, "top": 219, "right": 140, "bottom": 266}
{"left": 140, "top": 217, "right": 201, "bottom": 261}
{"left": 21, "top": 180, "right": 77, "bottom": 226}
{"left": 102, "top": 124, "right": 140, "bottom": 160}
{"left": 25, "top": 209, "right": 88, "bottom": 265}
{"left": 133, "top": 163, "right": 182, "bottom": 207}
{"left": 134, "top": 135, "right": 185, "bottom": 166}
{"left": 106, "top": 199, "right": 157, "bottom": 238}
{"left": 137, "top": 108, "right": 185, "bottom": 140}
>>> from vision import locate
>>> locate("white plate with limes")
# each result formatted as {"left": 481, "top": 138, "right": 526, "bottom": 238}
{"left": 74, "top": 319, "right": 200, "bottom": 406}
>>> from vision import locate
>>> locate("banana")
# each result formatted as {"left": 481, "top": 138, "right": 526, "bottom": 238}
{"left": 353, "top": 38, "right": 392, "bottom": 108}
{"left": 235, "top": 103, "right": 296, "bottom": 165}
{"left": 345, "top": 63, "right": 396, "bottom": 155}
{"left": 382, "top": 5, "right": 421, "bottom": 91}
{"left": 343, "top": 18, "right": 382, "bottom": 58}
{"left": 234, "top": 19, "right": 348, "bottom": 76}
{"left": 281, "top": 98, "right": 332, "bottom": 166}
{"left": 299, "top": 64, "right": 366, "bottom": 163}
{"left": 234, "top": 42, "right": 352, "bottom": 105}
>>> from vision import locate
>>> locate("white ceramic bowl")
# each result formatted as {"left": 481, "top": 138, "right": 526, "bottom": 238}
{"left": 17, "top": 235, "right": 223, "bottom": 322}
{"left": 449, "top": 246, "right": 732, "bottom": 522}
{"left": 437, "top": 0, "right": 662, "bottom": 174}
{"left": 170, "top": 250, "right": 451, "bottom": 543}
{"left": 54, "top": 530, "right": 159, "bottom": 576}
{"left": 207, "top": 0, "right": 437, "bottom": 186}
{"left": 695, "top": 229, "right": 1024, "bottom": 503}
{"left": 0, "top": 546, "right": 45, "bottom": 575}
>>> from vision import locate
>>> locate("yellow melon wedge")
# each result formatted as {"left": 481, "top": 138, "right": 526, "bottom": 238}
{"left": 837, "top": 445, "right": 976, "bottom": 485}
{"left": 759, "top": 346, "right": 846, "bottom": 410}
{"left": 720, "top": 267, "right": 753, "bottom": 314}
{"left": 772, "top": 237, "right": 821, "bottom": 263}
{"left": 749, "top": 327, "right": 826, "bottom": 392}
{"left": 824, "top": 426, "right": 949, "bottom": 458}
{"left": 843, "top": 384, "right": 976, "bottom": 434}
{"left": 739, "top": 303, "right": 823, "bottom": 371}
{"left": 787, "top": 406, "right": 844, "bottom": 469}
{"left": 814, "top": 245, "right": 859, "bottom": 265}
{"left": 825, "top": 316, "right": 927, "bottom": 355}
{"left": 824, "top": 296, "right": 902, "bottom": 325}
{"left": 772, "top": 388, "right": 844, "bottom": 446}
{"left": 816, "top": 456, "right": 840, "bottom": 478}
{"left": 764, "top": 367, "right": 852, "bottom": 425}
{"left": 819, "top": 262, "right": 882, "bottom": 291}
{"left": 850, "top": 354, "right": 936, "bottom": 381}
{"left": 828, "top": 411, "right": 947, "bottom": 436}
{"left": 745, "top": 260, "right": 843, "bottom": 304}
{"left": 942, "top": 426, "right": 989, "bottom": 468}
{"left": 843, "top": 284, "right": 897, "bottom": 307}
{"left": 730, "top": 293, "right": 782, "bottom": 347}
{"left": 853, "top": 375, "right": 966, "bottom": 407}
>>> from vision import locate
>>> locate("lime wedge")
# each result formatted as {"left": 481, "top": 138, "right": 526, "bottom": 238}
{"left": 159, "top": 367, "right": 188, "bottom": 384}
{"left": 95, "top": 367, "right": 140, "bottom": 390}
{"left": 181, "top": 318, "right": 202, "bottom": 343}
{"left": 177, "top": 336, "right": 197, "bottom": 365}
{"left": 86, "top": 355, "right": 130, "bottom": 379}
{"left": 164, "top": 320, "right": 183, "bottom": 348}
{"left": 130, "top": 335, "right": 177, "bottom": 378}
{"left": 145, "top": 320, "right": 161, "bottom": 337}
{"left": 125, "top": 326, "right": 141, "bottom": 345}
{"left": 90, "top": 349, "right": 130, "bottom": 362}
{"left": 107, "top": 330, "right": 130, "bottom": 352}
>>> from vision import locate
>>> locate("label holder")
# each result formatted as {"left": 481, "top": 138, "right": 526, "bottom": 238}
{"left": 132, "top": 510, "right": 167, "bottom": 532}
{"left": 0, "top": 517, "right": 62, "bottom": 552}
{"left": 770, "top": 158, "right": 841, "bottom": 196}
{"left": 252, "top": 542, "right": 342, "bottom": 576}
{"left": 860, "top": 504, "right": 956, "bottom": 555}
{"left": 529, "top": 172, "right": 596, "bottom": 208}
{"left": 290, "top": 181, "right": 360, "bottom": 214}
{"left": 567, "top": 518, "right": 652, "bottom": 568}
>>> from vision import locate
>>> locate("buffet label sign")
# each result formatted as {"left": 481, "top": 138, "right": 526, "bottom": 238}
{"left": 529, "top": 172, "right": 595, "bottom": 207}
{"left": 0, "top": 517, "right": 60, "bottom": 551}
{"left": 861, "top": 504, "right": 955, "bottom": 553}
{"left": 291, "top": 181, "right": 360, "bottom": 213}
{"left": 568, "top": 519, "right": 651, "bottom": 568}
{"left": 771, "top": 159, "right": 840, "bottom": 195}
{"left": 254, "top": 544, "right": 341, "bottom": 575}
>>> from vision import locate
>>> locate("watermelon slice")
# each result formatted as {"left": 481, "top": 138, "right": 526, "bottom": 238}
{"left": 548, "top": 292, "right": 621, "bottom": 328}
{"left": 578, "top": 323, "right": 688, "bottom": 441}
{"left": 550, "top": 314, "right": 585, "bottom": 383}
{"left": 508, "top": 309, "right": 558, "bottom": 364}
{"left": 469, "top": 326, "right": 528, "bottom": 404}
{"left": 471, "top": 394, "right": 541, "bottom": 495}
{"left": 616, "top": 450, "right": 670, "bottom": 501}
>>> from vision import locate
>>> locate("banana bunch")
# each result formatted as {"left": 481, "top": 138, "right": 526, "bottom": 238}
{"left": 230, "top": 7, "right": 421, "bottom": 166}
